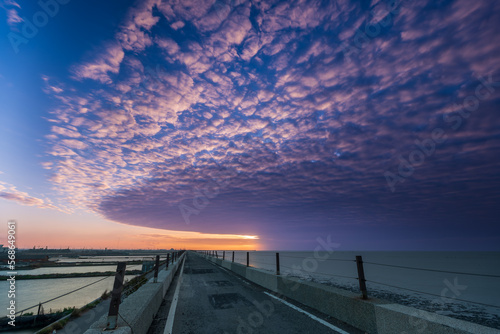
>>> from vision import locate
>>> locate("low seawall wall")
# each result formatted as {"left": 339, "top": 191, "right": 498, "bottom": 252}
{"left": 84, "top": 253, "right": 185, "bottom": 334}
{"left": 197, "top": 252, "right": 498, "bottom": 334}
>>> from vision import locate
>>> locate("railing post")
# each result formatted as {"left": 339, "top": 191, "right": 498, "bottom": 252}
{"left": 34, "top": 302, "right": 42, "bottom": 325}
{"left": 356, "top": 255, "right": 368, "bottom": 300}
{"left": 166, "top": 253, "right": 170, "bottom": 268}
{"left": 232, "top": 251, "right": 235, "bottom": 262}
{"left": 216, "top": 251, "right": 218, "bottom": 258}
{"left": 246, "top": 252, "right": 249, "bottom": 267}
{"left": 276, "top": 252, "right": 280, "bottom": 275}
{"left": 154, "top": 255, "right": 160, "bottom": 282}
{"left": 106, "top": 262, "right": 126, "bottom": 329}
{"left": 223, "top": 251, "right": 225, "bottom": 260}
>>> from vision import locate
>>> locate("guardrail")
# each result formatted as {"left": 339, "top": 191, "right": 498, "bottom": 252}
{"left": 2, "top": 251, "right": 184, "bottom": 333}
{"left": 84, "top": 250, "right": 185, "bottom": 334}
{"left": 196, "top": 251, "right": 500, "bottom": 334}
{"left": 199, "top": 250, "right": 500, "bottom": 310}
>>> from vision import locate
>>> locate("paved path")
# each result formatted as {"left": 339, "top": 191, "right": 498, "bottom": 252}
{"left": 148, "top": 253, "right": 363, "bottom": 334}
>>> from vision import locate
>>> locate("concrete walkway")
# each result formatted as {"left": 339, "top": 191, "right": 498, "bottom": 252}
{"left": 148, "top": 253, "right": 363, "bottom": 334}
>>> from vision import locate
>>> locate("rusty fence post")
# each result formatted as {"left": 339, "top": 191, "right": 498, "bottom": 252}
{"left": 356, "top": 255, "right": 368, "bottom": 300}
{"left": 154, "top": 255, "right": 160, "bottom": 282}
{"left": 106, "top": 262, "right": 126, "bottom": 329}
{"left": 34, "top": 302, "right": 42, "bottom": 325}
{"left": 276, "top": 252, "right": 280, "bottom": 275}
{"left": 37, "top": 302, "right": 42, "bottom": 316}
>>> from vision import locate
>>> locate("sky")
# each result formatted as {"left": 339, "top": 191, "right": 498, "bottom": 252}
{"left": 0, "top": 0, "right": 499, "bottom": 251}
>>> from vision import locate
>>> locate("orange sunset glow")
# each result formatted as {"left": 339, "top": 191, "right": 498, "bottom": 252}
{"left": 0, "top": 200, "right": 260, "bottom": 250}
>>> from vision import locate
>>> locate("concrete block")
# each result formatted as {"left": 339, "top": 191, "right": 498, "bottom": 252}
{"left": 87, "top": 282, "right": 163, "bottom": 334}
{"left": 245, "top": 267, "right": 278, "bottom": 292}
{"left": 374, "top": 303, "right": 500, "bottom": 334}
{"left": 276, "top": 275, "right": 380, "bottom": 333}
{"left": 221, "top": 260, "right": 231, "bottom": 269}
{"left": 230, "top": 262, "right": 247, "bottom": 277}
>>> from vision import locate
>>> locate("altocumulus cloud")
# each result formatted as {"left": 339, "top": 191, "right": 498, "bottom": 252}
{"left": 0, "top": 181, "right": 62, "bottom": 211}
{"left": 42, "top": 0, "right": 500, "bottom": 243}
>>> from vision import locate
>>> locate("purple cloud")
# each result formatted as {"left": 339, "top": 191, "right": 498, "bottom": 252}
{"left": 40, "top": 0, "right": 500, "bottom": 248}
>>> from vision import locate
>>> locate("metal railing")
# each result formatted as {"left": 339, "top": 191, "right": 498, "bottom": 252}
{"left": 198, "top": 250, "right": 500, "bottom": 309}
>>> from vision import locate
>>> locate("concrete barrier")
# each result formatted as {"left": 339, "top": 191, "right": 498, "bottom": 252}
{"left": 197, "top": 252, "right": 499, "bottom": 334}
{"left": 245, "top": 266, "right": 279, "bottom": 292}
{"left": 221, "top": 260, "right": 231, "bottom": 270}
{"left": 230, "top": 262, "right": 247, "bottom": 277}
{"left": 84, "top": 253, "right": 185, "bottom": 334}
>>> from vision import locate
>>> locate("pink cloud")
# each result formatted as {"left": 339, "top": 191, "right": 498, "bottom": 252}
{"left": 6, "top": 8, "right": 22, "bottom": 25}
{"left": 73, "top": 43, "right": 124, "bottom": 84}
{"left": 0, "top": 182, "right": 61, "bottom": 211}
{"left": 156, "top": 38, "right": 180, "bottom": 55}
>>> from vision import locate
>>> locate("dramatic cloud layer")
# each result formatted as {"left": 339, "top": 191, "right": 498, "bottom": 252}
{"left": 41, "top": 0, "right": 500, "bottom": 248}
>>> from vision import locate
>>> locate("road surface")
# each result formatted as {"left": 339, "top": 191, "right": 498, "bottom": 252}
{"left": 148, "top": 253, "right": 363, "bottom": 334}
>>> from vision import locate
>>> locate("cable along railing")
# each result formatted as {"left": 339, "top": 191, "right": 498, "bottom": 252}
{"left": 201, "top": 250, "right": 500, "bottom": 310}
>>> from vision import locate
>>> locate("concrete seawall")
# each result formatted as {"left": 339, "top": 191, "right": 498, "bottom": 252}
{"left": 198, "top": 253, "right": 499, "bottom": 334}
{"left": 84, "top": 253, "right": 185, "bottom": 334}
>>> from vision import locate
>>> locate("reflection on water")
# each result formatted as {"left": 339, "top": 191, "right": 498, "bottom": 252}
{"left": 54, "top": 255, "right": 158, "bottom": 263}
{"left": 0, "top": 265, "right": 128, "bottom": 276}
